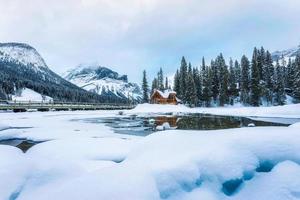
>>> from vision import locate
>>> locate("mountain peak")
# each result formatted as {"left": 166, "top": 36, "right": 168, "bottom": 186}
{"left": 65, "top": 64, "right": 128, "bottom": 82}
{"left": 271, "top": 44, "right": 300, "bottom": 61}
{"left": 0, "top": 42, "right": 48, "bottom": 71}
{"left": 64, "top": 64, "right": 141, "bottom": 102}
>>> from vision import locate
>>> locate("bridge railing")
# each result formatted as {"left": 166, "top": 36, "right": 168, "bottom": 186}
{"left": 0, "top": 100, "right": 136, "bottom": 111}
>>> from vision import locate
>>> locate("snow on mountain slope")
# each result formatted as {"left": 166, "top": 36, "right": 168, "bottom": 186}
{"left": 0, "top": 43, "right": 48, "bottom": 73}
{"left": 0, "top": 43, "right": 107, "bottom": 102}
{"left": 64, "top": 65, "right": 142, "bottom": 101}
{"left": 12, "top": 88, "right": 53, "bottom": 102}
{"left": 271, "top": 44, "right": 300, "bottom": 62}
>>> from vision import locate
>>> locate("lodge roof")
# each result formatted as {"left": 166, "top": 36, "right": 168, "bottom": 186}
{"left": 153, "top": 89, "right": 176, "bottom": 99}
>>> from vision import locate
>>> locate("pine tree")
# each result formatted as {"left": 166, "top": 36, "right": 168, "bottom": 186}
{"left": 165, "top": 77, "right": 169, "bottom": 90}
{"left": 201, "top": 57, "right": 206, "bottom": 72}
{"left": 217, "top": 54, "right": 229, "bottom": 106}
{"left": 179, "top": 57, "right": 188, "bottom": 103}
{"left": 157, "top": 67, "right": 164, "bottom": 90}
{"left": 228, "top": 58, "right": 238, "bottom": 105}
{"left": 234, "top": 60, "right": 241, "bottom": 88}
{"left": 151, "top": 78, "right": 158, "bottom": 94}
{"left": 274, "top": 60, "right": 286, "bottom": 105}
{"left": 173, "top": 70, "right": 181, "bottom": 96}
{"left": 280, "top": 55, "right": 287, "bottom": 88}
{"left": 293, "top": 53, "right": 300, "bottom": 102}
{"left": 193, "top": 67, "right": 202, "bottom": 106}
{"left": 258, "top": 47, "right": 266, "bottom": 81}
{"left": 250, "top": 48, "right": 261, "bottom": 106}
{"left": 263, "top": 51, "right": 274, "bottom": 104}
{"left": 202, "top": 64, "right": 212, "bottom": 107}
{"left": 142, "top": 70, "right": 149, "bottom": 103}
{"left": 211, "top": 59, "right": 219, "bottom": 103}
{"left": 186, "top": 63, "right": 197, "bottom": 106}
{"left": 286, "top": 58, "right": 295, "bottom": 91}
{"left": 240, "top": 55, "right": 250, "bottom": 104}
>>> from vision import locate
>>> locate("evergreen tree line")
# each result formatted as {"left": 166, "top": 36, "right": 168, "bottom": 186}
{"left": 172, "top": 47, "right": 300, "bottom": 107}
{"left": 150, "top": 67, "right": 171, "bottom": 94}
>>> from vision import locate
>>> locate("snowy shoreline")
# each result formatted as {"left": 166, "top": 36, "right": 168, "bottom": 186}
{"left": 127, "top": 103, "right": 300, "bottom": 119}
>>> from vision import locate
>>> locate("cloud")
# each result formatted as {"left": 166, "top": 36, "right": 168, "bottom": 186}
{"left": 0, "top": 0, "right": 299, "bottom": 81}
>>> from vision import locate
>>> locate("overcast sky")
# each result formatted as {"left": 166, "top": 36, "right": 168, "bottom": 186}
{"left": 1, "top": 0, "right": 300, "bottom": 82}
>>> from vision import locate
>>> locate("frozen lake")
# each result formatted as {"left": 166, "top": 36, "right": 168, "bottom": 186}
{"left": 2, "top": 113, "right": 297, "bottom": 153}
{"left": 78, "top": 113, "right": 296, "bottom": 136}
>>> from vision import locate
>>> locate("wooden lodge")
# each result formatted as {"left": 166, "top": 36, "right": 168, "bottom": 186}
{"left": 150, "top": 90, "right": 181, "bottom": 105}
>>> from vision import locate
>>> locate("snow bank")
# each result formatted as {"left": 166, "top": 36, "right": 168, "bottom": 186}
{"left": 199, "top": 103, "right": 300, "bottom": 118}
{"left": 0, "top": 123, "right": 10, "bottom": 131}
{"left": 12, "top": 88, "right": 53, "bottom": 102}
{"left": 232, "top": 161, "right": 300, "bottom": 200}
{"left": 8, "top": 125, "right": 300, "bottom": 200}
{"left": 289, "top": 122, "right": 300, "bottom": 128}
{"left": 127, "top": 104, "right": 192, "bottom": 115}
{"left": 129, "top": 103, "right": 300, "bottom": 118}
{"left": 0, "top": 110, "right": 135, "bottom": 141}
{"left": 0, "top": 145, "right": 30, "bottom": 200}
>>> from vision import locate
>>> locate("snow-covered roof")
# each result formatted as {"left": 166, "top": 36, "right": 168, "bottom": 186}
{"left": 154, "top": 89, "right": 176, "bottom": 99}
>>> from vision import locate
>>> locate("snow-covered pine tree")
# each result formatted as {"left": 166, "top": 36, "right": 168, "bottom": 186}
{"left": 217, "top": 54, "right": 229, "bottom": 106}
{"left": 201, "top": 57, "right": 206, "bottom": 72}
{"left": 211, "top": 59, "right": 219, "bottom": 104}
{"left": 165, "top": 77, "right": 169, "bottom": 90}
{"left": 293, "top": 53, "right": 300, "bottom": 102}
{"left": 240, "top": 55, "right": 250, "bottom": 105}
{"left": 286, "top": 58, "right": 295, "bottom": 92}
{"left": 180, "top": 57, "right": 188, "bottom": 103}
{"left": 234, "top": 60, "right": 241, "bottom": 88}
{"left": 157, "top": 67, "right": 164, "bottom": 91}
{"left": 202, "top": 62, "right": 212, "bottom": 107}
{"left": 258, "top": 47, "right": 266, "bottom": 81}
{"left": 186, "top": 63, "right": 197, "bottom": 106}
{"left": 193, "top": 67, "right": 202, "bottom": 106}
{"left": 228, "top": 58, "right": 238, "bottom": 105}
{"left": 174, "top": 69, "right": 181, "bottom": 96}
{"left": 273, "top": 60, "right": 286, "bottom": 105}
{"left": 151, "top": 78, "right": 158, "bottom": 94}
{"left": 142, "top": 70, "right": 149, "bottom": 103}
{"left": 262, "top": 51, "right": 274, "bottom": 104}
{"left": 280, "top": 55, "right": 287, "bottom": 88}
{"left": 250, "top": 48, "right": 261, "bottom": 106}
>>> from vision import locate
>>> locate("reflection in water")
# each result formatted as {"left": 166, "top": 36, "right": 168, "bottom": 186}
{"left": 82, "top": 114, "right": 291, "bottom": 136}
{"left": 176, "top": 115, "right": 285, "bottom": 130}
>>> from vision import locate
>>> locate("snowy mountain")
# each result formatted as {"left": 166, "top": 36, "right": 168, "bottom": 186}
{"left": 64, "top": 65, "right": 142, "bottom": 102}
{"left": 271, "top": 44, "right": 300, "bottom": 61}
{"left": 0, "top": 43, "right": 108, "bottom": 102}
{"left": 0, "top": 43, "right": 47, "bottom": 72}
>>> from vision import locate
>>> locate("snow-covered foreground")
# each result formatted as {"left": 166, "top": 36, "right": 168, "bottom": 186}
{"left": 0, "top": 105, "right": 300, "bottom": 200}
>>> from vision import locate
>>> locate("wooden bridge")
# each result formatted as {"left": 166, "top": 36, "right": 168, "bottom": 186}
{"left": 0, "top": 100, "right": 136, "bottom": 112}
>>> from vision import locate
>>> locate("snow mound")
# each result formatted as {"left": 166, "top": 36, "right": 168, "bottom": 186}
{"left": 289, "top": 122, "right": 300, "bottom": 128}
{"left": 0, "top": 123, "right": 10, "bottom": 131}
{"left": 0, "top": 145, "right": 30, "bottom": 200}
{"left": 10, "top": 126, "right": 300, "bottom": 200}
{"left": 12, "top": 88, "right": 53, "bottom": 102}
{"left": 128, "top": 103, "right": 191, "bottom": 115}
